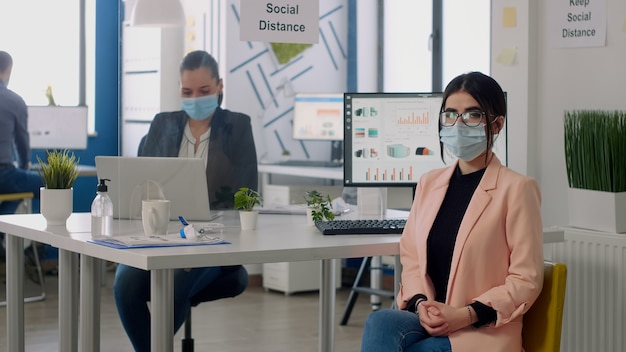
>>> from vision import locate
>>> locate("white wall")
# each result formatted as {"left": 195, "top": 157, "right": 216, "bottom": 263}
{"left": 535, "top": 0, "right": 626, "bottom": 227}
{"left": 492, "top": 0, "right": 626, "bottom": 227}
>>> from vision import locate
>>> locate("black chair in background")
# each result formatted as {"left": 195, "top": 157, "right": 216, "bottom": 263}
{"left": 340, "top": 256, "right": 395, "bottom": 325}
{"left": 181, "top": 265, "right": 249, "bottom": 352}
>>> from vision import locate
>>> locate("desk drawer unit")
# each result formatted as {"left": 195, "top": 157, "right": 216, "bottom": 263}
{"left": 263, "top": 260, "right": 341, "bottom": 295}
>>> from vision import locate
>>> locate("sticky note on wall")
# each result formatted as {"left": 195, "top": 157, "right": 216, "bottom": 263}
{"left": 503, "top": 7, "right": 517, "bottom": 28}
{"left": 496, "top": 47, "right": 517, "bottom": 66}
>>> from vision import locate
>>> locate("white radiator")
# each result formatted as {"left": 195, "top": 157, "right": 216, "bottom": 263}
{"left": 546, "top": 227, "right": 626, "bottom": 352}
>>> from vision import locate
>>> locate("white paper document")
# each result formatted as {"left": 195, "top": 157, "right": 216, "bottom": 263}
{"left": 90, "top": 233, "right": 228, "bottom": 249}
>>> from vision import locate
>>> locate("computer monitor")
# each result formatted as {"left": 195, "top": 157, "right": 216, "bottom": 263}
{"left": 28, "top": 106, "right": 88, "bottom": 149}
{"left": 343, "top": 92, "right": 446, "bottom": 189}
{"left": 292, "top": 93, "right": 344, "bottom": 141}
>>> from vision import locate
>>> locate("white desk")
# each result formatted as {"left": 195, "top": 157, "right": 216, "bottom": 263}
{"left": 77, "top": 164, "right": 98, "bottom": 177}
{"left": 0, "top": 211, "right": 401, "bottom": 352}
{"left": 258, "top": 163, "right": 343, "bottom": 181}
{"left": 29, "top": 163, "right": 97, "bottom": 177}
{"left": 257, "top": 164, "right": 343, "bottom": 198}
{"left": 1, "top": 212, "right": 565, "bottom": 352}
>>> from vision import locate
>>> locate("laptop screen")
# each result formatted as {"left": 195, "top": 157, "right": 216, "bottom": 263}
{"left": 95, "top": 156, "right": 211, "bottom": 221}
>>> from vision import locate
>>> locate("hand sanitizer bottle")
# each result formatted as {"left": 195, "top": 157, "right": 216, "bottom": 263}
{"left": 91, "top": 178, "right": 113, "bottom": 236}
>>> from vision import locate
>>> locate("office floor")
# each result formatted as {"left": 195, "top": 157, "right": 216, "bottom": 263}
{"left": 0, "top": 268, "right": 394, "bottom": 352}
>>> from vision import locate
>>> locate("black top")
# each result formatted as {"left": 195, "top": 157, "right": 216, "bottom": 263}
{"left": 426, "top": 165, "right": 496, "bottom": 326}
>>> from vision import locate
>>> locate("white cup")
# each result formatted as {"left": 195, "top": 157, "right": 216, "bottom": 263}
{"left": 142, "top": 199, "right": 170, "bottom": 236}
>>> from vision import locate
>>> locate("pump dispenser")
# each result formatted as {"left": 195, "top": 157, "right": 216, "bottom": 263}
{"left": 91, "top": 178, "right": 113, "bottom": 236}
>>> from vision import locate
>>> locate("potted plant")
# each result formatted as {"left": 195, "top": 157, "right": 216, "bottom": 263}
{"left": 564, "top": 110, "right": 626, "bottom": 233}
{"left": 280, "top": 149, "right": 291, "bottom": 161}
{"left": 36, "top": 149, "right": 80, "bottom": 225}
{"left": 304, "top": 190, "right": 335, "bottom": 225}
{"left": 234, "top": 187, "right": 263, "bottom": 230}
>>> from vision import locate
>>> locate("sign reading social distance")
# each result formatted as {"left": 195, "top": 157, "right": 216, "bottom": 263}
{"left": 239, "top": 0, "right": 319, "bottom": 44}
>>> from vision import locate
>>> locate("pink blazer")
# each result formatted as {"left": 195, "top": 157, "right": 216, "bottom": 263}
{"left": 397, "top": 156, "right": 544, "bottom": 352}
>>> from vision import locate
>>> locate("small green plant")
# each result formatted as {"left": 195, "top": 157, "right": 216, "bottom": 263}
{"left": 564, "top": 110, "right": 626, "bottom": 192}
{"left": 36, "top": 149, "right": 80, "bottom": 189}
{"left": 304, "top": 190, "right": 335, "bottom": 221}
{"left": 234, "top": 187, "right": 263, "bottom": 211}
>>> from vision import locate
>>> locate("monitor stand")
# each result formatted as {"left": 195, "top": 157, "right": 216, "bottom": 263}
{"left": 330, "top": 141, "right": 343, "bottom": 163}
{"left": 356, "top": 187, "right": 388, "bottom": 218}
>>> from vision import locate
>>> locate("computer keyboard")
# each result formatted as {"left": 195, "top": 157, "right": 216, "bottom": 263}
{"left": 274, "top": 160, "right": 343, "bottom": 168}
{"left": 315, "top": 219, "right": 407, "bottom": 235}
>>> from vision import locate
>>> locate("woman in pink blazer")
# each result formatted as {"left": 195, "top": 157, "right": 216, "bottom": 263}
{"left": 361, "top": 72, "right": 544, "bottom": 352}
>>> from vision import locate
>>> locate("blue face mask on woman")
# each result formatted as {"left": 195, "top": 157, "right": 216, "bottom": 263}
{"left": 440, "top": 123, "right": 488, "bottom": 161}
{"left": 181, "top": 94, "right": 218, "bottom": 120}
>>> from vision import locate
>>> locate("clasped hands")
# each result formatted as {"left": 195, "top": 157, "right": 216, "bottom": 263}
{"left": 417, "top": 301, "right": 473, "bottom": 336}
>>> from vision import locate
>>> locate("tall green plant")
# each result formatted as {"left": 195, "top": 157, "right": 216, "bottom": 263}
{"left": 36, "top": 149, "right": 80, "bottom": 189}
{"left": 564, "top": 110, "right": 626, "bottom": 192}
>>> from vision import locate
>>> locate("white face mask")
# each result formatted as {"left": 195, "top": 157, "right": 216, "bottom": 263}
{"left": 439, "top": 123, "right": 488, "bottom": 161}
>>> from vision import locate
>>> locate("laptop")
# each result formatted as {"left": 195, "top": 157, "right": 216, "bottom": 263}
{"left": 95, "top": 156, "right": 211, "bottom": 221}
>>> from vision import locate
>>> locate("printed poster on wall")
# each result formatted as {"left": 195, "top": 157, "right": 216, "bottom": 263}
{"left": 239, "top": 0, "right": 320, "bottom": 44}
{"left": 549, "top": 0, "right": 607, "bottom": 48}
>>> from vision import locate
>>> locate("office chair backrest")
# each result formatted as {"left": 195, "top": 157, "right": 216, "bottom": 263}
{"left": 522, "top": 261, "right": 567, "bottom": 352}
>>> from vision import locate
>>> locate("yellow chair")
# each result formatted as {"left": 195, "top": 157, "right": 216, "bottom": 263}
{"left": 0, "top": 192, "right": 34, "bottom": 204}
{"left": 522, "top": 261, "right": 567, "bottom": 352}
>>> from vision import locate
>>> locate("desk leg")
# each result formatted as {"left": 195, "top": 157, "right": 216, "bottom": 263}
{"left": 80, "top": 256, "right": 102, "bottom": 352}
{"left": 151, "top": 269, "right": 173, "bottom": 352}
{"left": 260, "top": 170, "right": 271, "bottom": 195}
{"left": 59, "top": 249, "right": 79, "bottom": 352}
{"left": 394, "top": 255, "right": 401, "bottom": 308}
{"left": 370, "top": 256, "right": 382, "bottom": 310}
{"left": 6, "top": 234, "right": 25, "bottom": 352}
{"left": 319, "top": 259, "right": 336, "bottom": 352}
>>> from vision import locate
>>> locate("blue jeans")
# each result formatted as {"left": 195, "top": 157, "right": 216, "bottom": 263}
{"left": 361, "top": 309, "right": 452, "bottom": 352}
{"left": 113, "top": 264, "right": 224, "bottom": 352}
{"left": 0, "top": 165, "right": 42, "bottom": 214}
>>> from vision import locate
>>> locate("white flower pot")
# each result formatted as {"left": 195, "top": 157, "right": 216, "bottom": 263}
{"left": 239, "top": 210, "right": 258, "bottom": 230}
{"left": 40, "top": 187, "right": 73, "bottom": 226}
{"left": 568, "top": 188, "right": 626, "bottom": 233}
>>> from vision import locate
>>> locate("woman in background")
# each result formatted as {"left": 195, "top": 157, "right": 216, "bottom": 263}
{"left": 114, "top": 50, "right": 257, "bottom": 352}
{"left": 361, "top": 72, "right": 544, "bottom": 352}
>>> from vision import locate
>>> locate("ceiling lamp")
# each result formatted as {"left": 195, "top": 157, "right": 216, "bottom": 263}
{"left": 130, "top": 0, "right": 185, "bottom": 27}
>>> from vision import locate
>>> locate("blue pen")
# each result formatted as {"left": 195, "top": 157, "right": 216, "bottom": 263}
{"left": 178, "top": 216, "right": 189, "bottom": 238}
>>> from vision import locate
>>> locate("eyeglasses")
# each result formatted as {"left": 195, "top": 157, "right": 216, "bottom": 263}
{"left": 439, "top": 111, "right": 485, "bottom": 127}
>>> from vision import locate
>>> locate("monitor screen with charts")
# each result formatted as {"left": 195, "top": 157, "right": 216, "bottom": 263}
{"left": 95, "top": 156, "right": 211, "bottom": 221}
{"left": 292, "top": 93, "right": 344, "bottom": 141}
{"left": 343, "top": 92, "right": 508, "bottom": 188}
{"left": 343, "top": 92, "right": 446, "bottom": 188}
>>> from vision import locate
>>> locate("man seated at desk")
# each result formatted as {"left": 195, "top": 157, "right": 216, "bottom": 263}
{"left": 0, "top": 51, "right": 44, "bottom": 260}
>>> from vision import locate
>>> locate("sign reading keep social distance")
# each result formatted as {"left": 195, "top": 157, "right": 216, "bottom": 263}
{"left": 239, "top": 0, "right": 320, "bottom": 44}
{"left": 549, "top": 0, "right": 607, "bottom": 48}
